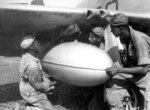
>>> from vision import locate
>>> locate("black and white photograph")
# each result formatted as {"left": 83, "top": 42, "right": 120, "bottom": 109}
{"left": 0, "top": 0, "right": 150, "bottom": 110}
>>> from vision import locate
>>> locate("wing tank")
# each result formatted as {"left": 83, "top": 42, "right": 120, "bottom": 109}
{"left": 42, "top": 42, "right": 113, "bottom": 86}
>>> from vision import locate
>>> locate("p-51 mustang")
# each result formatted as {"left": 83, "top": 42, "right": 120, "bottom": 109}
{"left": 0, "top": 0, "right": 150, "bottom": 109}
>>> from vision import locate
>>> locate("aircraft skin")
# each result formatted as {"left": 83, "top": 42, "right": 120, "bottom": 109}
{"left": 102, "top": 0, "right": 150, "bottom": 13}
{"left": 0, "top": 4, "right": 101, "bottom": 36}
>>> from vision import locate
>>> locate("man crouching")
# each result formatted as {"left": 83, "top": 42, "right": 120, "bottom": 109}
{"left": 19, "top": 35, "right": 55, "bottom": 110}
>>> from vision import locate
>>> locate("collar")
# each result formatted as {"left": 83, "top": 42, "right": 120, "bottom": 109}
{"left": 129, "top": 26, "right": 135, "bottom": 42}
{"left": 26, "top": 52, "right": 40, "bottom": 63}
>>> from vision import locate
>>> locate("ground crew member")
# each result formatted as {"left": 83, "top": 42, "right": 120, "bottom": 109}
{"left": 105, "top": 13, "right": 150, "bottom": 110}
{"left": 87, "top": 26, "right": 105, "bottom": 110}
{"left": 19, "top": 35, "right": 56, "bottom": 110}
{"left": 88, "top": 26, "right": 105, "bottom": 49}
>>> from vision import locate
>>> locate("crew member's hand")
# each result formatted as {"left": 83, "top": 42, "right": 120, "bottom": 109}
{"left": 46, "top": 81, "right": 57, "bottom": 94}
{"left": 105, "top": 67, "right": 119, "bottom": 77}
{"left": 144, "top": 64, "right": 150, "bottom": 73}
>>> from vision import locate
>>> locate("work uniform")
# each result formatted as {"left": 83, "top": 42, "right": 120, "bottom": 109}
{"left": 87, "top": 26, "right": 121, "bottom": 110}
{"left": 19, "top": 52, "right": 54, "bottom": 110}
{"left": 106, "top": 27, "right": 150, "bottom": 110}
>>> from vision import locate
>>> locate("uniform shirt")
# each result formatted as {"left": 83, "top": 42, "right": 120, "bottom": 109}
{"left": 121, "top": 27, "right": 150, "bottom": 67}
{"left": 20, "top": 53, "right": 50, "bottom": 95}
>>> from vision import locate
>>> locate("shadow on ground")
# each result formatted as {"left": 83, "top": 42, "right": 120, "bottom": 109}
{"left": 0, "top": 81, "right": 93, "bottom": 110}
{"left": 0, "top": 58, "right": 101, "bottom": 110}
{"left": 49, "top": 82, "right": 92, "bottom": 110}
{"left": 0, "top": 82, "right": 22, "bottom": 103}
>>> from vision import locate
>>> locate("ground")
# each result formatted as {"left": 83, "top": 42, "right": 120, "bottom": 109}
{"left": 0, "top": 57, "right": 99, "bottom": 110}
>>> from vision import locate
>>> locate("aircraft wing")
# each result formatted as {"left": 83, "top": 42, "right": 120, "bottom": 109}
{"left": 0, "top": 4, "right": 106, "bottom": 36}
{"left": 1, "top": 4, "right": 150, "bottom": 36}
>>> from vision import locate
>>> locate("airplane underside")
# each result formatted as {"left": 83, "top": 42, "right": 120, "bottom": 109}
{"left": 0, "top": 0, "right": 150, "bottom": 109}
{"left": 0, "top": 0, "right": 150, "bottom": 56}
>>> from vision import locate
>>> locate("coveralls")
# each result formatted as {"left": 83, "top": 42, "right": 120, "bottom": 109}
{"left": 19, "top": 53, "right": 55, "bottom": 110}
{"left": 106, "top": 27, "right": 150, "bottom": 110}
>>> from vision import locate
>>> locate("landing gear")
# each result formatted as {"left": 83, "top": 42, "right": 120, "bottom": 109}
{"left": 122, "top": 85, "right": 144, "bottom": 110}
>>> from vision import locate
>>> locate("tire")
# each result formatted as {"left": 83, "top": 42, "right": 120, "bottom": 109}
{"left": 127, "top": 84, "right": 144, "bottom": 110}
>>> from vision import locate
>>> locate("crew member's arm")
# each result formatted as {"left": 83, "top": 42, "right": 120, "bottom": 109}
{"left": 106, "top": 40, "right": 150, "bottom": 76}
{"left": 105, "top": 65, "right": 148, "bottom": 76}
{"left": 28, "top": 67, "right": 51, "bottom": 92}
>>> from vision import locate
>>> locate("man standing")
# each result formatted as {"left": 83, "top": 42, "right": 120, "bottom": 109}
{"left": 19, "top": 35, "right": 55, "bottom": 110}
{"left": 105, "top": 13, "right": 150, "bottom": 110}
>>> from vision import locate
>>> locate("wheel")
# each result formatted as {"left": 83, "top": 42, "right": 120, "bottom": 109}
{"left": 128, "top": 87, "right": 138, "bottom": 108}
{"left": 127, "top": 85, "right": 144, "bottom": 110}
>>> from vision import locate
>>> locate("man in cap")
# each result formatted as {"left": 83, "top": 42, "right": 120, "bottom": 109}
{"left": 85, "top": 26, "right": 105, "bottom": 110}
{"left": 19, "top": 35, "right": 56, "bottom": 110}
{"left": 88, "top": 26, "right": 105, "bottom": 49}
{"left": 105, "top": 13, "right": 150, "bottom": 110}
{"left": 59, "top": 23, "right": 82, "bottom": 43}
